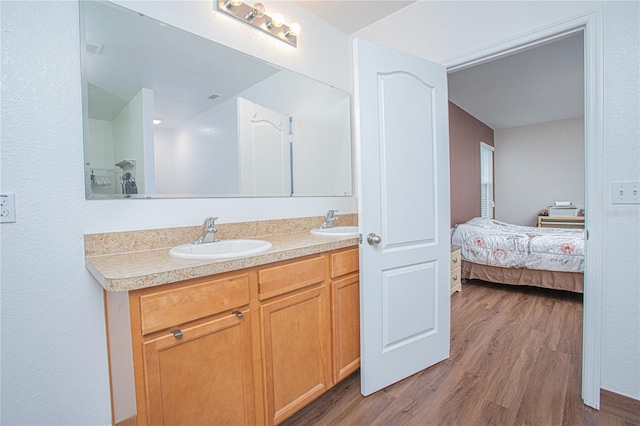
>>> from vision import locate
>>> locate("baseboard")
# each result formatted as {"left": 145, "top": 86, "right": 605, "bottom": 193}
{"left": 600, "top": 389, "right": 640, "bottom": 424}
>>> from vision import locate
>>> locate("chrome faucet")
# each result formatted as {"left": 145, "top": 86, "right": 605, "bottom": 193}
{"left": 192, "top": 217, "right": 220, "bottom": 244}
{"left": 319, "top": 210, "right": 339, "bottom": 229}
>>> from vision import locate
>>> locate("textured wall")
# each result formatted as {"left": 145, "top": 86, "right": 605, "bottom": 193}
{"left": 599, "top": 1, "right": 640, "bottom": 400}
{"left": 449, "top": 102, "right": 494, "bottom": 226}
{"left": 0, "top": 1, "right": 354, "bottom": 424}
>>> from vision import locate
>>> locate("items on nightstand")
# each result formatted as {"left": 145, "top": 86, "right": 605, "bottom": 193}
{"left": 548, "top": 201, "right": 579, "bottom": 217}
{"left": 538, "top": 201, "right": 584, "bottom": 228}
{"left": 451, "top": 245, "right": 461, "bottom": 294}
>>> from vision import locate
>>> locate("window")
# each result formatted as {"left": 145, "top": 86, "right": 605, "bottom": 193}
{"left": 480, "top": 142, "right": 495, "bottom": 219}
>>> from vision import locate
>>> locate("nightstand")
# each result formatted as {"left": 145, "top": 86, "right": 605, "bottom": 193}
{"left": 537, "top": 215, "right": 585, "bottom": 229}
{"left": 451, "top": 245, "right": 462, "bottom": 294}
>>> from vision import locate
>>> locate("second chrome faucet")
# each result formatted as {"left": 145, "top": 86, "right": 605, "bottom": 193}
{"left": 319, "top": 210, "right": 339, "bottom": 229}
{"left": 193, "top": 217, "right": 220, "bottom": 244}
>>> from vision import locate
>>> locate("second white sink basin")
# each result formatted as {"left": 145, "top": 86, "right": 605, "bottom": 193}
{"left": 169, "top": 239, "right": 272, "bottom": 260}
{"left": 310, "top": 226, "right": 359, "bottom": 237}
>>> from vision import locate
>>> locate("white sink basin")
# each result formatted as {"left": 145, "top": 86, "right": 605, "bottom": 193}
{"left": 310, "top": 226, "right": 359, "bottom": 237}
{"left": 169, "top": 239, "right": 272, "bottom": 260}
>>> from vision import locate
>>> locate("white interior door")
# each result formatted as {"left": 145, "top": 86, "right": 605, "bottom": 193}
{"left": 237, "top": 97, "right": 291, "bottom": 196}
{"left": 354, "top": 39, "right": 451, "bottom": 396}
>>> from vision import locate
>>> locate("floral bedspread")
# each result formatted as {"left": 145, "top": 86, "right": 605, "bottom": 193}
{"left": 451, "top": 217, "right": 584, "bottom": 273}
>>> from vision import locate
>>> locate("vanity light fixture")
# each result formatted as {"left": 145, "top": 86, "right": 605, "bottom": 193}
{"left": 215, "top": 0, "right": 300, "bottom": 47}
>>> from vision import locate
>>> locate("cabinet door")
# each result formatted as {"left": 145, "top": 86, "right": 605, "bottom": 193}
{"left": 143, "top": 310, "right": 254, "bottom": 426}
{"left": 331, "top": 273, "right": 360, "bottom": 383}
{"left": 260, "top": 286, "right": 330, "bottom": 425}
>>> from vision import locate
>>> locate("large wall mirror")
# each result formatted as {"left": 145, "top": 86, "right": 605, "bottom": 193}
{"left": 80, "top": 1, "right": 353, "bottom": 199}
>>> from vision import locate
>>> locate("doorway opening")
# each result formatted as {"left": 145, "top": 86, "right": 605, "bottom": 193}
{"left": 444, "top": 10, "right": 603, "bottom": 409}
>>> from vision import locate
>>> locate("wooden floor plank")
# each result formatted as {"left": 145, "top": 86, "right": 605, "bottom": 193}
{"left": 281, "top": 280, "right": 633, "bottom": 426}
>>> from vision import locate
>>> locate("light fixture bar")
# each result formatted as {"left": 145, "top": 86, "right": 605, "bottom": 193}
{"left": 215, "top": 1, "right": 298, "bottom": 47}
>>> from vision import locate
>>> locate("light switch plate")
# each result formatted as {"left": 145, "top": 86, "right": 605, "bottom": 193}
{"left": 612, "top": 182, "right": 640, "bottom": 204}
{"left": 0, "top": 193, "right": 16, "bottom": 223}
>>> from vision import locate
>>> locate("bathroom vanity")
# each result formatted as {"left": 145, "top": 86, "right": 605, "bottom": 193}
{"left": 85, "top": 216, "right": 359, "bottom": 425}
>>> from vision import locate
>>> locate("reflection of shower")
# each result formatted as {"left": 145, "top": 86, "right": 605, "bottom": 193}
{"left": 116, "top": 160, "right": 137, "bottom": 196}
{"left": 85, "top": 162, "right": 117, "bottom": 197}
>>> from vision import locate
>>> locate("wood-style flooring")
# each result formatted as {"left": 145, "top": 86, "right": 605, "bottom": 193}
{"left": 282, "top": 280, "right": 636, "bottom": 426}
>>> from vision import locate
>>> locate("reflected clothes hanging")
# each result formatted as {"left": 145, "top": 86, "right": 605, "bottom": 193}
{"left": 122, "top": 172, "right": 138, "bottom": 195}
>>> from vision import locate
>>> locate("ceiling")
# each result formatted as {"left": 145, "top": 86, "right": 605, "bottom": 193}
{"left": 294, "top": 1, "right": 416, "bottom": 34}
{"left": 295, "top": 1, "right": 584, "bottom": 130}
{"left": 448, "top": 33, "right": 584, "bottom": 130}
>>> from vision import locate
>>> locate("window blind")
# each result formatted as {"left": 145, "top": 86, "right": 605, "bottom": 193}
{"left": 480, "top": 142, "right": 495, "bottom": 219}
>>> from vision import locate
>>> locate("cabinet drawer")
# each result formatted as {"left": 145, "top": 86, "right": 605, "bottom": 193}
{"left": 451, "top": 266, "right": 461, "bottom": 289}
{"left": 450, "top": 248, "right": 461, "bottom": 270}
{"left": 258, "top": 256, "right": 325, "bottom": 300}
{"left": 140, "top": 274, "right": 250, "bottom": 335}
{"left": 330, "top": 248, "right": 359, "bottom": 278}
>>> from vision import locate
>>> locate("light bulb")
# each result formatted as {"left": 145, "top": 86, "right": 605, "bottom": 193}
{"left": 225, "top": 0, "right": 242, "bottom": 9}
{"left": 269, "top": 13, "right": 284, "bottom": 28}
{"left": 286, "top": 22, "right": 301, "bottom": 37}
{"left": 245, "top": 2, "right": 265, "bottom": 20}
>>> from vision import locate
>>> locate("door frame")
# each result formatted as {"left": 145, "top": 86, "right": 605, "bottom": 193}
{"left": 443, "top": 9, "right": 603, "bottom": 409}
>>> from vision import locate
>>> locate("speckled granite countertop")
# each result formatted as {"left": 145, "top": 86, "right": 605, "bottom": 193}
{"left": 85, "top": 215, "right": 358, "bottom": 292}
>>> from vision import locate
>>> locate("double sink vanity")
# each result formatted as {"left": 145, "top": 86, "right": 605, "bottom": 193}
{"left": 85, "top": 214, "right": 360, "bottom": 425}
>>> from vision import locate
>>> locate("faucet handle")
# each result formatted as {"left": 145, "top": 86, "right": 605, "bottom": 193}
{"left": 204, "top": 216, "right": 218, "bottom": 228}
{"left": 326, "top": 209, "right": 338, "bottom": 218}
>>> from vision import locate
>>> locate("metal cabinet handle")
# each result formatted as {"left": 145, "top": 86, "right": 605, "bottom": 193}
{"left": 171, "top": 329, "right": 183, "bottom": 339}
{"left": 452, "top": 258, "right": 458, "bottom": 263}
{"left": 367, "top": 233, "right": 381, "bottom": 245}
{"left": 233, "top": 311, "right": 244, "bottom": 319}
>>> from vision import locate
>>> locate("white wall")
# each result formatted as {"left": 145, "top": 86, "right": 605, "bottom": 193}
{"left": 156, "top": 95, "right": 239, "bottom": 196}
{"left": 494, "top": 118, "right": 585, "bottom": 226}
{"left": 0, "top": 1, "right": 354, "bottom": 424}
{"left": 353, "top": 0, "right": 640, "bottom": 401}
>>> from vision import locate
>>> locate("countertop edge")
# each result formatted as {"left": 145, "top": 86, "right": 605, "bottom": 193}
{"left": 87, "top": 234, "right": 358, "bottom": 292}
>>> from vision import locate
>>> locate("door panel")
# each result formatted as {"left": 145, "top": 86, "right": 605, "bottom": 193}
{"left": 354, "top": 38, "right": 451, "bottom": 396}
{"left": 383, "top": 262, "right": 437, "bottom": 350}
{"left": 379, "top": 72, "right": 436, "bottom": 248}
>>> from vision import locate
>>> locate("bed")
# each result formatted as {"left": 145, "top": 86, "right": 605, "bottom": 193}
{"left": 451, "top": 217, "right": 584, "bottom": 293}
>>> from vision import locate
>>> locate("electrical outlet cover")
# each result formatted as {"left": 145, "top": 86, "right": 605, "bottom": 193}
{"left": 1, "top": 193, "right": 16, "bottom": 223}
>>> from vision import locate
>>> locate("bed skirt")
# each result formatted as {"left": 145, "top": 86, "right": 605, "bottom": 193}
{"left": 461, "top": 261, "right": 584, "bottom": 294}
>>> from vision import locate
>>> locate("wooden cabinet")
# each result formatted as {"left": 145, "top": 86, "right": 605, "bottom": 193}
{"left": 107, "top": 272, "right": 254, "bottom": 426}
{"left": 260, "top": 286, "right": 330, "bottom": 424}
{"left": 105, "top": 248, "right": 359, "bottom": 426}
{"left": 329, "top": 248, "right": 360, "bottom": 383}
{"left": 451, "top": 246, "right": 462, "bottom": 294}
{"left": 143, "top": 310, "right": 255, "bottom": 425}
{"left": 258, "top": 256, "right": 330, "bottom": 425}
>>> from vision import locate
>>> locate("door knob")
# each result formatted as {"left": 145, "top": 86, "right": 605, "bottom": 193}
{"left": 367, "top": 233, "right": 381, "bottom": 245}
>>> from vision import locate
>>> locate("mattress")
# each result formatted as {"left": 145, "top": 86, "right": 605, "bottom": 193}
{"left": 451, "top": 217, "right": 584, "bottom": 273}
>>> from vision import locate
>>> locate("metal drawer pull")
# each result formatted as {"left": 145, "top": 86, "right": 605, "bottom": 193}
{"left": 233, "top": 311, "right": 244, "bottom": 319}
{"left": 171, "top": 329, "right": 183, "bottom": 339}
{"left": 452, "top": 258, "right": 458, "bottom": 263}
